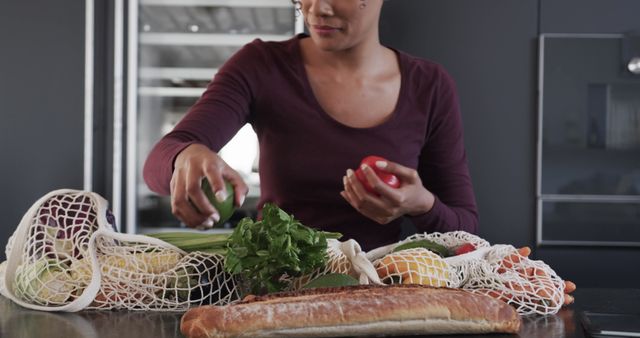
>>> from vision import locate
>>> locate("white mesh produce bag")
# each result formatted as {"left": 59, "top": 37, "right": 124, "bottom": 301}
{"left": 287, "top": 238, "right": 386, "bottom": 290}
{"left": 1, "top": 189, "right": 242, "bottom": 312}
{"left": 364, "top": 231, "right": 567, "bottom": 316}
{"left": 2, "top": 190, "right": 567, "bottom": 315}
{"left": 460, "top": 244, "right": 566, "bottom": 315}
{"left": 288, "top": 239, "right": 354, "bottom": 291}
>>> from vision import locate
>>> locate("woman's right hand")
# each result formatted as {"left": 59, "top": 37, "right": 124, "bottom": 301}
{"left": 170, "top": 143, "right": 248, "bottom": 228}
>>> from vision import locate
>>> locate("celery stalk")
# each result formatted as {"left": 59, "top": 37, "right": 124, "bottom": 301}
{"left": 146, "top": 232, "right": 230, "bottom": 253}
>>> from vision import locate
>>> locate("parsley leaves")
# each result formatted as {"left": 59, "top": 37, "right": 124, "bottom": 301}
{"left": 224, "top": 203, "right": 342, "bottom": 294}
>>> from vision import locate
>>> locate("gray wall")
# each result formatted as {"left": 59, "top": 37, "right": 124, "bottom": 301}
{"left": 0, "top": 1, "right": 86, "bottom": 260}
{"left": 381, "top": 0, "right": 539, "bottom": 249}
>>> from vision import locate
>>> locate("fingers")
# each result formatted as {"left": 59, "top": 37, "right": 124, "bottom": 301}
{"left": 346, "top": 168, "right": 369, "bottom": 202}
{"left": 171, "top": 169, "right": 215, "bottom": 228}
{"left": 342, "top": 169, "right": 396, "bottom": 224}
{"left": 342, "top": 170, "right": 371, "bottom": 214}
{"left": 224, "top": 173, "right": 249, "bottom": 208}
{"left": 359, "top": 164, "right": 401, "bottom": 198}
{"left": 170, "top": 144, "right": 251, "bottom": 228}
{"left": 205, "top": 170, "right": 229, "bottom": 206}
{"left": 376, "top": 160, "right": 418, "bottom": 184}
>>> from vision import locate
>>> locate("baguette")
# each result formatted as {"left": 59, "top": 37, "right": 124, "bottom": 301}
{"left": 181, "top": 285, "right": 521, "bottom": 337}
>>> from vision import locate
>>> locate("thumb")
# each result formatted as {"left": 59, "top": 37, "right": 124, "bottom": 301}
{"left": 374, "top": 160, "right": 417, "bottom": 183}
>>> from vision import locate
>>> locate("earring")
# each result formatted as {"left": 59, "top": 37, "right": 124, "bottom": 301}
{"left": 293, "top": 0, "right": 302, "bottom": 16}
{"left": 359, "top": 0, "right": 366, "bottom": 9}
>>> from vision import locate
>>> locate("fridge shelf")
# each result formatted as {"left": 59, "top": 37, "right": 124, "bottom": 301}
{"left": 138, "top": 86, "right": 206, "bottom": 97}
{"left": 139, "top": 67, "right": 218, "bottom": 80}
{"left": 539, "top": 194, "right": 640, "bottom": 203}
{"left": 140, "top": 0, "right": 293, "bottom": 8}
{"left": 140, "top": 33, "right": 291, "bottom": 46}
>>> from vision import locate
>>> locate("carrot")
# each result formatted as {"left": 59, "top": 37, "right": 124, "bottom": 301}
{"left": 508, "top": 254, "right": 521, "bottom": 264}
{"left": 519, "top": 267, "right": 534, "bottom": 277}
{"left": 501, "top": 255, "right": 520, "bottom": 269}
{"left": 484, "top": 290, "right": 502, "bottom": 299}
{"left": 564, "top": 294, "right": 575, "bottom": 305}
{"left": 535, "top": 285, "right": 555, "bottom": 299}
{"left": 518, "top": 246, "right": 531, "bottom": 257}
{"left": 504, "top": 281, "right": 534, "bottom": 294}
{"left": 479, "top": 289, "right": 513, "bottom": 303}
{"left": 564, "top": 280, "right": 576, "bottom": 293}
{"left": 499, "top": 247, "right": 531, "bottom": 272}
{"left": 525, "top": 268, "right": 550, "bottom": 283}
{"left": 533, "top": 268, "right": 549, "bottom": 278}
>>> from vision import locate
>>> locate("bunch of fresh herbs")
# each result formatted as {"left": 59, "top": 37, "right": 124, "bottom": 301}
{"left": 224, "top": 203, "right": 342, "bottom": 294}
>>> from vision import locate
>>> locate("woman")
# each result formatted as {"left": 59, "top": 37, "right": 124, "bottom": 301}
{"left": 143, "top": 0, "right": 478, "bottom": 251}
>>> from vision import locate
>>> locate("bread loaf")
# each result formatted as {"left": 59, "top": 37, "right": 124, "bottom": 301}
{"left": 181, "top": 285, "right": 521, "bottom": 338}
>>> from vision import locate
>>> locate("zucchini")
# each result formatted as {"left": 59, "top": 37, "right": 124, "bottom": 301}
{"left": 392, "top": 239, "right": 450, "bottom": 257}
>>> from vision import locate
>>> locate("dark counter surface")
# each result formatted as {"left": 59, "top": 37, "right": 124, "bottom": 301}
{"left": 1, "top": 288, "right": 639, "bottom": 338}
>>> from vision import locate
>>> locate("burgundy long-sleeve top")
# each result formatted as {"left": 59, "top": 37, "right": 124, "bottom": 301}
{"left": 144, "top": 34, "right": 478, "bottom": 250}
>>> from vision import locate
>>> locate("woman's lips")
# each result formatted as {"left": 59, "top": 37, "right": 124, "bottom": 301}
{"left": 311, "top": 25, "right": 340, "bottom": 35}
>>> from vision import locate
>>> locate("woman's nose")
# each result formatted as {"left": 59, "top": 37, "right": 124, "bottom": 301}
{"left": 307, "top": 0, "right": 334, "bottom": 17}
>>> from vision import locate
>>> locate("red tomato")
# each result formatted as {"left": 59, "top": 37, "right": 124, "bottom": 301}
{"left": 354, "top": 156, "right": 401, "bottom": 195}
{"left": 454, "top": 243, "right": 476, "bottom": 256}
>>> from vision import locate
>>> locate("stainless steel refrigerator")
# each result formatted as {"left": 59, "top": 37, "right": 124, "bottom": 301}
{"left": 114, "top": 0, "right": 303, "bottom": 234}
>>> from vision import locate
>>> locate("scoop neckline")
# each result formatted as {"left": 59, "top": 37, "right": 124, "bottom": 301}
{"left": 293, "top": 34, "right": 406, "bottom": 131}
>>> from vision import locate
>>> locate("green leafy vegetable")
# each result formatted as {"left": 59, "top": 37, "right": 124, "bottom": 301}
{"left": 224, "top": 203, "right": 342, "bottom": 294}
{"left": 14, "top": 259, "right": 74, "bottom": 304}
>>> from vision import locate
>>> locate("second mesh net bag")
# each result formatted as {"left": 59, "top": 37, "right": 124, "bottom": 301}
{"left": 367, "top": 231, "right": 566, "bottom": 316}
{"left": 1, "top": 189, "right": 242, "bottom": 312}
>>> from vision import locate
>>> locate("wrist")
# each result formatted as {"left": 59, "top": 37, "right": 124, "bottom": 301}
{"left": 408, "top": 190, "right": 435, "bottom": 216}
{"left": 174, "top": 143, "right": 205, "bottom": 169}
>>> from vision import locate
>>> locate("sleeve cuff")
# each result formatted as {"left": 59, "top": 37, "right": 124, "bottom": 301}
{"left": 407, "top": 195, "right": 444, "bottom": 232}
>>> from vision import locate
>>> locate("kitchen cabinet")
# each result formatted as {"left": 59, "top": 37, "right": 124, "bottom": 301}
{"left": 537, "top": 34, "right": 640, "bottom": 246}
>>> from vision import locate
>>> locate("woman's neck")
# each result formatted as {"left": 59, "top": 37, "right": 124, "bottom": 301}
{"left": 300, "top": 32, "right": 388, "bottom": 74}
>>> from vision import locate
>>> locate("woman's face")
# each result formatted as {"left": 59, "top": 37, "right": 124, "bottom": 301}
{"left": 298, "top": 0, "right": 382, "bottom": 51}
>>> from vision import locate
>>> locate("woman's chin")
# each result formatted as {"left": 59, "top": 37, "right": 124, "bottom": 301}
{"left": 310, "top": 38, "right": 348, "bottom": 52}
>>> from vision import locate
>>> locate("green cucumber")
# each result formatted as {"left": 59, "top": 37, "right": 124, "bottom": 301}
{"left": 392, "top": 239, "right": 450, "bottom": 257}
{"left": 202, "top": 178, "right": 236, "bottom": 226}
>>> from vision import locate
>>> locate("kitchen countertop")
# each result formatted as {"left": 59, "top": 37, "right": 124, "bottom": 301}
{"left": 1, "top": 288, "right": 639, "bottom": 338}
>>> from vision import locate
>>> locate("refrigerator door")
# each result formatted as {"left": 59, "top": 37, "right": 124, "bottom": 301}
{"left": 123, "top": 0, "right": 302, "bottom": 233}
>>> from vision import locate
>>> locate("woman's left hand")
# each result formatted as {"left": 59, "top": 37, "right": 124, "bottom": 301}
{"left": 340, "top": 160, "right": 435, "bottom": 224}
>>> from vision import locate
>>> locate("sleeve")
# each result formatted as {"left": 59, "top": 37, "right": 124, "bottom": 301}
{"left": 143, "top": 40, "right": 265, "bottom": 195}
{"left": 408, "top": 66, "right": 479, "bottom": 234}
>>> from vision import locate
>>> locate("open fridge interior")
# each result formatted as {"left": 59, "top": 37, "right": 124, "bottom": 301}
{"left": 133, "top": 0, "right": 299, "bottom": 231}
